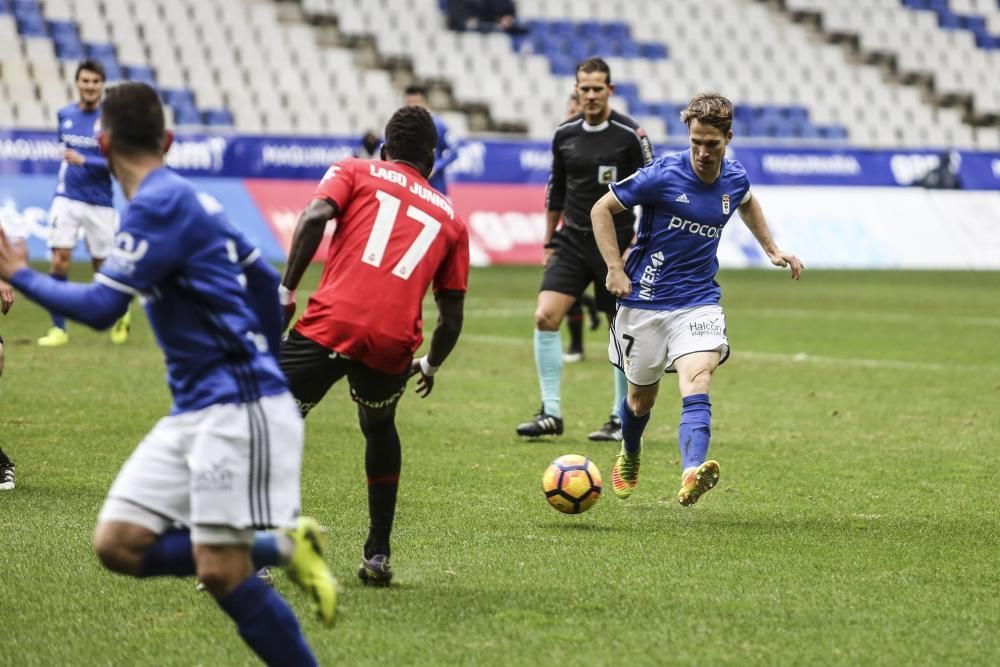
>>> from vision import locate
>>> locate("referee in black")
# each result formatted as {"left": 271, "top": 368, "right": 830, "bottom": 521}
{"left": 516, "top": 56, "right": 654, "bottom": 440}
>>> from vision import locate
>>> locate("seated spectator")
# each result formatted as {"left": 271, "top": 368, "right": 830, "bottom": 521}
{"left": 446, "top": 0, "right": 525, "bottom": 34}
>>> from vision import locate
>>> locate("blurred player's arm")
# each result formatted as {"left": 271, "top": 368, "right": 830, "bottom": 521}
{"left": 279, "top": 198, "right": 338, "bottom": 322}
{"left": 64, "top": 149, "right": 108, "bottom": 169}
{"left": 0, "top": 229, "right": 23, "bottom": 314}
{"left": 239, "top": 247, "right": 284, "bottom": 357}
{"left": 0, "top": 229, "right": 129, "bottom": 328}
{"left": 431, "top": 126, "right": 460, "bottom": 179}
{"left": 737, "top": 193, "right": 803, "bottom": 280}
{"left": 0, "top": 280, "right": 13, "bottom": 315}
{"left": 590, "top": 192, "right": 631, "bottom": 297}
{"left": 56, "top": 112, "right": 108, "bottom": 168}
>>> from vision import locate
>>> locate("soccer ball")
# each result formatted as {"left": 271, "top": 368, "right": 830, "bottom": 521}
{"left": 542, "top": 454, "right": 602, "bottom": 514}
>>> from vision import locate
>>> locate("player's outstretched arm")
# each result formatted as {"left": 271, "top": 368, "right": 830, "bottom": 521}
{"left": 411, "top": 290, "right": 465, "bottom": 398}
{"left": 737, "top": 194, "right": 804, "bottom": 280}
{"left": 0, "top": 229, "right": 130, "bottom": 328}
{"left": 591, "top": 192, "right": 631, "bottom": 297}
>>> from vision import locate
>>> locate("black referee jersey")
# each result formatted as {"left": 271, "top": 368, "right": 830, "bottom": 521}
{"left": 545, "top": 109, "right": 654, "bottom": 232}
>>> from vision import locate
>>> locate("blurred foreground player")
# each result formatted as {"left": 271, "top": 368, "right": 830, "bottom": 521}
{"left": 0, "top": 83, "right": 336, "bottom": 666}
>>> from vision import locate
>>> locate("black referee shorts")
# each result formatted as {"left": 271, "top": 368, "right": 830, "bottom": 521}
{"left": 280, "top": 330, "right": 410, "bottom": 416}
{"left": 540, "top": 225, "right": 634, "bottom": 315}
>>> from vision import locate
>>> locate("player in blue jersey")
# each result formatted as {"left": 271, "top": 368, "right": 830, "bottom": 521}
{"left": 0, "top": 83, "right": 336, "bottom": 665}
{"left": 591, "top": 92, "right": 804, "bottom": 506}
{"left": 41, "top": 59, "right": 131, "bottom": 347}
{"left": 405, "top": 84, "right": 460, "bottom": 195}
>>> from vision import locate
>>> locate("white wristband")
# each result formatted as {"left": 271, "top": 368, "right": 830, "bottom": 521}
{"left": 418, "top": 356, "right": 440, "bottom": 376}
{"left": 278, "top": 285, "right": 295, "bottom": 306}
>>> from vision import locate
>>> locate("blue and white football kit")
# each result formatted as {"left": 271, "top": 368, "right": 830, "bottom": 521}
{"left": 608, "top": 150, "right": 751, "bottom": 386}
{"left": 13, "top": 168, "right": 302, "bottom": 544}
{"left": 50, "top": 104, "right": 118, "bottom": 258}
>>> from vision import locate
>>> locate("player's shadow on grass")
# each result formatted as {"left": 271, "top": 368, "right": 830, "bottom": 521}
{"left": 540, "top": 521, "right": 617, "bottom": 532}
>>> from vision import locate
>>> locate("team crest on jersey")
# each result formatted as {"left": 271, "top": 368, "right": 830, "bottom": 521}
{"left": 597, "top": 165, "right": 618, "bottom": 184}
{"left": 722, "top": 194, "right": 730, "bottom": 214}
{"left": 106, "top": 231, "right": 150, "bottom": 276}
{"left": 319, "top": 164, "right": 341, "bottom": 184}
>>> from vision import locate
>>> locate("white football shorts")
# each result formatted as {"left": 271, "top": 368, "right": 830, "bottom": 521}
{"left": 609, "top": 304, "right": 730, "bottom": 386}
{"left": 47, "top": 195, "right": 119, "bottom": 259}
{"left": 98, "top": 392, "right": 304, "bottom": 545}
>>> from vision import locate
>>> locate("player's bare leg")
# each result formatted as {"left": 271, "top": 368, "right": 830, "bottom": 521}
{"left": 93, "top": 521, "right": 160, "bottom": 575}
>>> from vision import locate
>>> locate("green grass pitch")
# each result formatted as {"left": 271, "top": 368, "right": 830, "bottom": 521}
{"left": 2, "top": 264, "right": 998, "bottom": 666}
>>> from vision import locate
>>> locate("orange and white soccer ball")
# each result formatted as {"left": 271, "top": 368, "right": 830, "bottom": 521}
{"left": 541, "top": 454, "right": 602, "bottom": 514}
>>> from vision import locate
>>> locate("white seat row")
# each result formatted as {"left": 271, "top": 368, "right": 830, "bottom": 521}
{"left": 5, "top": 0, "right": 995, "bottom": 147}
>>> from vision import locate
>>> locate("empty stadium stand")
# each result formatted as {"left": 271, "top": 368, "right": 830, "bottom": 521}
{"left": 0, "top": 0, "right": 997, "bottom": 149}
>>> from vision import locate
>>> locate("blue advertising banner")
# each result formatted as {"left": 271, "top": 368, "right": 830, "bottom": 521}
{"left": 0, "top": 175, "right": 283, "bottom": 262}
{"left": 2, "top": 128, "right": 998, "bottom": 189}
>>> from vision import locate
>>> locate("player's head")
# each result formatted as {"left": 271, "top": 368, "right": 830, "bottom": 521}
{"left": 98, "top": 82, "right": 173, "bottom": 167}
{"left": 574, "top": 57, "right": 613, "bottom": 124}
{"left": 681, "top": 92, "right": 734, "bottom": 178}
{"left": 382, "top": 105, "right": 437, "bottom": 178}
{"left": 75, "top": 59, "right": 106, "bottom": 110}
{"left": 360, "top": 130, "right": 381, "bottom": 156}
{"left": 565, "top": 90, "right": 581, "bottom": 119}
{"left": 404, "top": 84, "right": 429, "bottom": 109}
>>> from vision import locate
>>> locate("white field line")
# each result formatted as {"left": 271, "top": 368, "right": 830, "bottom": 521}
{"left": 461, "top": 334, "right": 992, "bottom": 373}
{"left": 457, "top": 306, "right": 1000, "bottom": 328}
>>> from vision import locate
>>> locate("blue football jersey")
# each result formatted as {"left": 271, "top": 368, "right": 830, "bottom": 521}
{"left": 96, "top": 168, "right": 287, "bottom": 413}
{"left": 611, "top": 150, "right": 751, "bottom": 310}
{"left": 55, "top": 103, "right": 113, "bottom": 208}
{"left": 429, "top": 114, "right": 459, "bottom": 195}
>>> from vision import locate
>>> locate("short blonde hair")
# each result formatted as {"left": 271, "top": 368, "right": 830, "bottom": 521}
{"left": 680, "top": 92, "right": 733, "bottom": 134}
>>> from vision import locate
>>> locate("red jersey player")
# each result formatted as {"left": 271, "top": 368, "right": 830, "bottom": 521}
{"left": 278, "top": 106, "right": 469, "bottom": 586}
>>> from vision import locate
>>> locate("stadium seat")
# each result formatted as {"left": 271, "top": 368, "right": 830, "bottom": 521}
{"left": 2, "top": 0, "right": 994, "bottom": 145}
